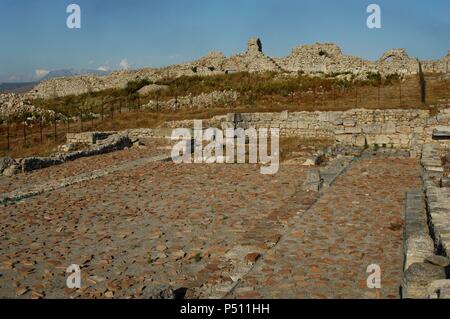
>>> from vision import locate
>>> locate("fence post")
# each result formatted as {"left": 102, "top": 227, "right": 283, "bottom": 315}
{"left": 355, "top": 86, "right": 358, "bottom": 108}
{"left": 101, "top": 104, "right": 104, "bottom": 122}
{"left": 23, "top": 121, "right": 27, "bottom": 146}
{"left": 90, "top": 106, "right": 94, "bottom": 129}
{"left": 54, "top": 117, "right": 57, "bottom": 141}
{"left": 399, "top": 81, "right": 402, "bottom": 107}
{"left": 80, "top": 110, "right": 83, "bottom": 132}
{"left": 40, "top": 119, "right": 43, "bottom": 143}
{"left": 6, "top": 120, "right": 10, "bottom": 150}
{"left": 111, "top": 106, "right": 114, "bottom": 120}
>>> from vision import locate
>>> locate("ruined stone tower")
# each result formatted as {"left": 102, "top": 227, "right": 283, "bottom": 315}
{"left": 246, "top": 37, "right": 263, "bottom": 55}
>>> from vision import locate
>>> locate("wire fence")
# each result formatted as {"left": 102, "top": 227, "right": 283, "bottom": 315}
{"left": 1, "top": 76, "right": 449, "bottom": 154}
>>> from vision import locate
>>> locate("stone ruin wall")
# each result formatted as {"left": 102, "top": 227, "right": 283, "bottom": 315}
{"left": 28, "top": 38, "right": 450, "bottom": 100}
{"left": 421, "top": 50, "right": 450, "bottom": 74}
{"left": 223, "top": 107, "right": 450, "bottom": 154}
{"left": 161, "top": 107, "right": 450, "bottom": 155}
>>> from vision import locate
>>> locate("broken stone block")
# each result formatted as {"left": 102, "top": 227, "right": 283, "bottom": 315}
{"left": 403, "top": 191, "right": 434, "bottom": 270}
{"left": 428, "top": 280, "right": 450, "bottom": 298}
{"left": 441, "top": 177, "right": 450, "bottom": 188}
{"left": 141, "top": 285, "right": 176, "bottom": 299}
{"left": 402, "top": 262, "right": 446, "bottom": 299}
{"left": 432, "top": 129, "right": 450, "bottom": 141}
{"left": 302, "top": 169, "right": 322, "bottom": 192}
{"left": 425, "top": 255, "right": 450, "bottom": 268}
{"left": 354, "top": 135, "right": 367, "bottom": 147}
{"left": 438, "top": 287, "right": 450, "bottom": 299}
{"left": 0, "top": 157, "right": 16, "bottom": 174}
{"left": 2, "top": 164, "right": 20, "bottom": 177}
{"left": 302, "top": 156, "right": 321, "bottom": 166}
{"left": 405, "top": 235, "right": 434, "bottom": 270}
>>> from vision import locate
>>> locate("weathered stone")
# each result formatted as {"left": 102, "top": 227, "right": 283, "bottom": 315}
{"left": 425, "top": 255, "right": 450, "bottom": 268}
{"left": 0, "top": 157, "right": 16, "bottom": 174}
{"left": 302, "top": 169, "right": 322, "bottom": 192}
{"left": 21, "top": 134, "right": 132, "bottom": 173}
{"left": 402, "top": 262, "right": 446, "bottom": 299}
{"left": 302, "top": 156, "right": 321, "bottom": 166}
{"left": 441, "top": 177, "right": 450, "bottom": 188}
{"left": 22, "top": 157, "right": 64, "bottom": 173}
{"left": 428, "top": 280, "right": 450, "bottom": 298}
{"left": 141, "top": 285, "right": 176, "bottom": 299}
{"left": 2, "top": 164, "right": 20, "bottom": 177}
{"left": 137, "top": 84, "right": 169, "bottom": 96}
{"left": 403, "top": 191, "right": 435, "bottom": 270}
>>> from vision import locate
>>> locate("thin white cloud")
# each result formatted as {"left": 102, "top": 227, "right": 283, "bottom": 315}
{"left": 119, "top": 59, "right": 131, "bottom": 70}
{"left": 97, "top": 66, "right": 110, "bottom": 72}
{"left": 35, "top": 69, "right": 50, "bottom": 79}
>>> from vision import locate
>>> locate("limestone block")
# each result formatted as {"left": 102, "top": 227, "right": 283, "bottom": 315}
{"left": 280, "top": 110, "right": 289, "bottom": 120}
{"left": 343, "top": 119, "right": 356, "bottom": 127}
{"left": 362, "top": 124, "right": 381, "bottom": 134}
{"left": 374, "top": 135, "right": 391, "bottom": 145}
{"left": 335, "top": 134, "right": 353, "bottom": 145}
{"left": 344, "top": 126, "right": 362, "bottom": 134}
{"left": 298, "top": 121, "right": 309, "bottom": 129}
{"left": 428, "top": 280, "right": 450, "bottom": 299}
{"left": 397, "top": 125, "right": 412, "bottom": 134}
{"left": 354, "top": 135, "right": 367, "bottom": 147}
{"left": 402, "top": 263, "right": 446, "bottom": 299}
{"left": 0, "top": 157, "right": 16, "bottom": 174}
{"left": 382, "top": 123, "right": 396, "bottom": 134}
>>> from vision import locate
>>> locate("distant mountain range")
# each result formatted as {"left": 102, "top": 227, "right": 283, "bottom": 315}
{"left": 0, "top": 68, "right": 111, "bottom": 94}
{"left": 39, "top": 68, "right": 110, "bottom": 81}
{"left": 0, "top": 82, "right": 37, "bottom": 94}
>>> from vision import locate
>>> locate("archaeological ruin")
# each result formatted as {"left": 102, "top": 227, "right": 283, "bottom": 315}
{"left": 26, "top": 38, "right": 450, "bottom": 99}
{"left": 1, "top": 36, "right": 450, "bottom": 300}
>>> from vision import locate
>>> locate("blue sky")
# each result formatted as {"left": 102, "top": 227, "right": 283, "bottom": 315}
{"left": 0, "top": 0, "right": 449, "bottom": 82}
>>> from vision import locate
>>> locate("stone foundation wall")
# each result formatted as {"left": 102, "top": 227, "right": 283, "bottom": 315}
{"left": 66, "top": 131, "right": 116, "bottom": 145}
{"left": 216, "top": 108, "right": 450, "bottom": 153}
{"left": 157, "top": 107, "right": 450, "bottom": 154}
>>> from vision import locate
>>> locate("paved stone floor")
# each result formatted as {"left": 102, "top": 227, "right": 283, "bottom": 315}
{"left": 230, "top": 157, "right": 421, "bottom": 299}
{"left": 0, "top": 150, "right": 317, "bottom": 298}
{"left": 0, "top": 148, "right": 421, "bottom": 299}
{"left": 0, "top": 138, "right": 167, "bottom": 194}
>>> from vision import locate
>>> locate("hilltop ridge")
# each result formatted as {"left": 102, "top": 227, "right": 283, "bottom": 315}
{"left": 27, "top": 38, "right": 450, "bottom": 99}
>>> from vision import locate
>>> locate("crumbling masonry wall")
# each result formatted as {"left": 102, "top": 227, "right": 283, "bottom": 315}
{"left": 27, "top": 38, "right": 449, "bottom": 99}
{"left": 204, "top": 107, "right": 450, "bottom": 154}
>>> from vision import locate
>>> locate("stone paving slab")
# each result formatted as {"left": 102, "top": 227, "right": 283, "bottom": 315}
{"left": 0, "top": 139, "right": 168, "bottom": 195}
{"left": 0, "top": 158, "right": 316, "bottom": 299}
{"left": 229, "top": 157, "right": 421, "bottom": 299}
